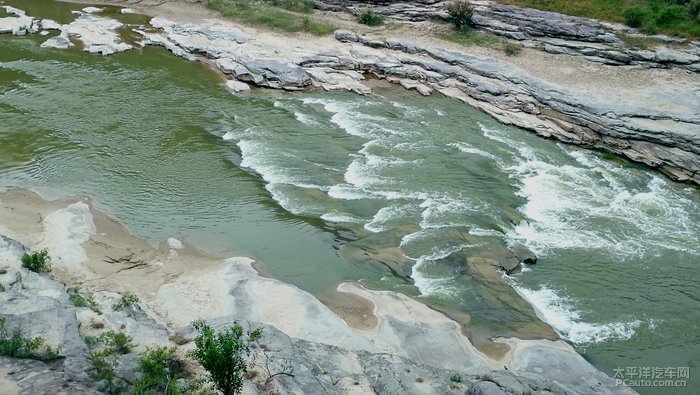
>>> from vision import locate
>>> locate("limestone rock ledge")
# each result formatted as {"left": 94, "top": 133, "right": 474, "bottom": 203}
{"left": 312, "top": 0, "right": 700, "bottom": 72}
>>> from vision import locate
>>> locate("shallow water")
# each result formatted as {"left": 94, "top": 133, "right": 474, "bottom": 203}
{"left": 2, "top": 5, "right": 700, "bottom": 393}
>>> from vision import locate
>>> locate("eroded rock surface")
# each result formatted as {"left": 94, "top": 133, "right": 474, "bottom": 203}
{"left": 313, "top": 0, "right": 700, "bottom": 72}
{"left": 0, "top": 191, "right": 636, "bottom": 394}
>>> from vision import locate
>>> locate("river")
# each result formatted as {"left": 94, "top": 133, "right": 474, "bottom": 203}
{"left": 1, "top": 3, "right": 699, "bottom": 393}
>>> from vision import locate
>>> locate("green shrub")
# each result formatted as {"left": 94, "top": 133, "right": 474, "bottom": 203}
{"left": 265, "top": 0, "right": 315, "bottom": 13}
{"left": 113, "top": 292, "right": 140, "bottom": 311}
{"left": 88, "top": 351, "right": 127, "bottom": 395}
{"left": 188, "top": 320, "right": 262, "bottom": 395}
{"left": 68, "top": 286, "right": 99, "bottom": 310}
{"left": 446, "top": 0, "right": 474, "bottom": 31}
{"left": 85, "top": 330, "right": 133, "bottom": 355}
{"left": 688, "top": 0, "right": 700, "bottom": 17}
{"left": 503, "top": 41, "right": 523, "bottom": 56}
{"left": 449, "top": 374, "right": 462, "bottom": 383}
{"left": 21, "top": 249, "right": 51, "bottom": 273}
{"left": 0, "top": 317, "right": 60, "bottom": 361}
{"left": 656, "top": 5, "right": 688, "bottom": 26}
{"left": 623, "top": 6, "right": 649, "bottom": 27}
{"left": 132, "top": 347, "right": 184, "bottom": 395}
{"left": 207, "top": 0, "right": 335, "bottom": 35}
{"left": 357, "top": 8, "right": 385, "bottom": 26}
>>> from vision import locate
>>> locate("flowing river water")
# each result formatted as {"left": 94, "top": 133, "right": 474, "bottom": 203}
{"left": 1, "top": 2, "right": 700, "bottom": 393}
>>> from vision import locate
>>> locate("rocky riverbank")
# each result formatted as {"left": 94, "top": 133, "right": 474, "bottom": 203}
{"left": 314, "top": 0, "right": 700, "bottom": 72}
{"left": 0, "top": 189, "right": 636, "bottom": 394}
{"left": 4, "top": 0, "right": 696, "bottom": 186}
{"left": 1, "top": 1, "right": 692, "bottom": 393}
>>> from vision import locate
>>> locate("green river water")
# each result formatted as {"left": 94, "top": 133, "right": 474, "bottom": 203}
{"left": 1, "top": 3, "right": 700, "bottom": 393}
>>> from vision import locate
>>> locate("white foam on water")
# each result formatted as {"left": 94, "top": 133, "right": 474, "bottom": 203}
{"left": 479, "top": 120, "right": 700, "bottom": 259}
{"left": 505, "top": 145, "right": 700, "bottom": 258}
{"left": 238, "top": 139, "right": 326, "bottom": 191}
{"left": 391, "top": 101, "right": 426, "bottom": 117}
{"left": 273, "top": 100, "right": 322, "bottom": 127}
{"left": 320, "top": 211, "right": 364, "bottom": 224}
{"left": 393, "top": 140, "right": 436, "bottom": 151}
{"left": 469, "top": 227, "right": 504, "bottom": 237}
{"left": 364, "top": 203, "right": 418, "bottom": 232}
{"left": 418, "top": 196, "right": 481, "bottom": 229}
{"left": 327, "top": 183, "right": 370, "bottom": 200}
{"left": 513, "top": 284, "right": 641, "bottom": 344}
{"left": 410, "top": 243, "right": 472, "bottom": 297}
{"left": 449, "top": 142, "right": 501, "bottom": 163}
{"left": 480, "top": 123, "right": 536, "bottom": 161}
{"left": 302, "top": 97, "right": 412, "bottom": 140}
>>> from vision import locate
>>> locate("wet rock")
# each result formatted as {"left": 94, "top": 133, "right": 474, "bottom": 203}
{"left": 500, "top": 256, "right": 521, "bottom": 274}
{"left": 509, "top": 243, "right": 537, "bottom": 265}
{"left": 0, "top": 6, "right": 37, "bottom": 36}
{"left": 40, "top": 13, "right": 132, "bottom": 55}
{"left": 41, "top": 35, "right": 73, "bottom": 50}
{"left": 225, "top": 79, "right": 251, "bottom": 93}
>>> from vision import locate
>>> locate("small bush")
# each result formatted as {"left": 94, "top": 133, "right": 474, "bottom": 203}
{"left": 68, "top": 286, "right": 99, "bottom": 311}
{"left": 113, "top": 292, "right": 140, "bottom": 311}
{"left": 133, "top": 347, "right": 184, "bottom": 395}
{"left": 265, "top": 0, "right": 315, "bottom": 13}
{"left": 690, "top": 1, "right": 700, "bottom": 18}
{"left": 357, "top": 8, "right": 384, "bottom": 26}
{"left": 188, "top": 320, "right": 262, "bottom": 395}
{"left": 623, "top": 6, "right": 649, "bottom": 28}
{"left": 85, "top": 330, "right": 133, "bottom": 355}
{"left": 619, "top": 33, "right": 661, "bottom": 49}
{"left": 503, "top": 41, "right": 523, "bottom": 56}
{"left": 21, "top": 249, "right": 51, "bottom": 273}
{"left": 656, "top": 5, "right": 688, "bottom": 26}
{"left": 449, "top": 374, "right": 462, "bottom": 383}
{"left": 207, "top": 0, "right": 335, "bottom": 35}
{"left": 446, "top": 0, "right": 474, "bottom": 31}
{"left": 0, "top": 317, "right": 61, "bottom": 361}
{"left": 89, "top": 351, "right": 127, "bottom": 395}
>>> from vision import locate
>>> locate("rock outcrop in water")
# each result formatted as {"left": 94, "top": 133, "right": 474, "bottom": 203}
{"left": 0, "top": 5, "right": 131, "bottom": 55}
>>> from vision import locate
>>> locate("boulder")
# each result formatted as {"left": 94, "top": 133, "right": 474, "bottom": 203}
{"left": 225, "top": 79, "right": 251, "bottom": 93}
{"left": 509, "top": 243, "right": 537, "bottom": 265}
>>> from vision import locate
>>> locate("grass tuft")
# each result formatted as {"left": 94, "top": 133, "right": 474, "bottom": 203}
{"left": 357, "top": 8, "right": 385, "bottom": 26}
{"left": 207, "top": 0, "right": 335, "bottom": 35}
{"left": 495, "top": 0, "right": 700, "bottom": 39}
{"left": 21, "top": 249, "right": 51, "bottom": 273}
{"left": 441, "top": 30, "right": 525, "bottom": 56}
